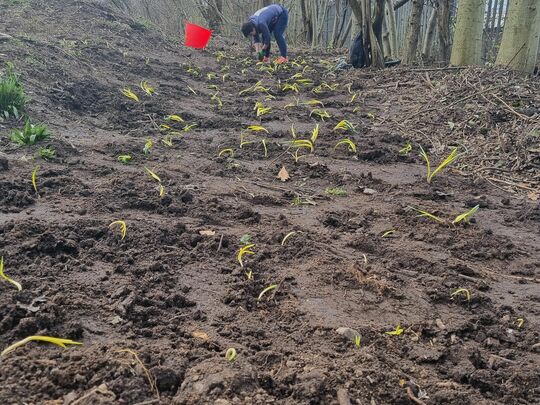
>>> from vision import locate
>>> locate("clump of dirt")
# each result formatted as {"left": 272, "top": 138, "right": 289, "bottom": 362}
{"left": 0, "top": 1, "right": 538, "bottom": 404}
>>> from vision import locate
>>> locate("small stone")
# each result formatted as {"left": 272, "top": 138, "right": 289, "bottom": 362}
{"left": 485, "top": 337, "right": 500, "bottom": 348}
{"left": 531, "top": 343, "right": 540, "bottom": 352}
{"left": 363, "top": 188, "right": 377, "bottom": 195}
{"left": 336, "top": 327, "right": 361, "bottom": 342}
{"left": 435, "top": 318, "right": 446, "bottom": 330}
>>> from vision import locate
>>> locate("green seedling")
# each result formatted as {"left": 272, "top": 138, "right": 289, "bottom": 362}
{"left": 183, "top": 124, "right": 197, "bottom": 132}
{"left": 410, "top": 206, "right": 445, "bottom": 223}
{"left": 345, "top": 83, "right": 353, "bottom": 94}
{"left": 1, "top": 336, "right": 82, "bottom": 357}
{"left": 451, "top": 288, "right": 471, "bottom": 303}
{"left": 237, "top": 244, "right": 255, "bottom": 267}
{"left": 247, "top": 125, "right": 269, "bottom": 134}
{"left": 385, "top": 325, "right": 404, "bottom": 336}
{"left": 240, "top": 133, "right": 255, "bottom": 148}
{"left": 166, "top": 114, "right": 184, "bottom": 123}
{"left": 159, "top": 184, "right": 166, "bottom": 198}
{"left": 109, "top": 220, "right": 127, "bottom": 240}
{"left": 310, "top": 109, "right": 331, "bottom": 121}
{"left": 0, "top": 62, "right": 26, "bottom": 119}
{"left": 311, "top": 124, "right": 319, "bottom": 143}
{"left": 207, "top": 72, "right": 217, "bottom": 80}
{"left": 11, "top": 121, "right": 50, "bottom": 145}
{"left": 282, "top": 83, "right": 299, "bottom": 93}
{"left": 143, "top": 139, "right": 153, "bottom": 155}
{"left": 225, "top": 348, "right": 237, "bottom": 362}
{"left": 256, "top": 106, "right": 271, "bottom": 117}
{"left": 261, "top": 139, "right": 268, "bottom": 158}
{"left": 161, "top": 135, "right": 174, "bottom": 147}
{"left": 144, "top": 167, "right": 161, "bottom": 183}
{"left": 240, "top": 234, "right": 252, "bottom": 245}
{"left": 0, "top": 256, "right": 22, "bottom": 291}
{"left": 334, "top": 139, "right": 357, "bottom": 153}
{"left": 419, "top": 145, "right": 459, "bottom": 183}
{"left": 187, "top": 86, "right": 197, "bottom": 95}
{"left": 354, "top": 335, "right": 361, "bottom": 347}
{"left": 382, "top": 229, "right": 396, "bottom": 238}
{"left": 399, "top": 143, "right": 412, "bottom": 154}
{"left": 452, "top": 205, "right": 480, "bottom": 225}
{"left": 139, "top": 80, "right": 154, "bottom": 95}
{"left": 350, "top": 93, "right": 358, "bottom": 103}
{"left": 281, "top": 231, "right": 298, "bottom": 246}
{"left": 517, "top": 318, "right": 524, "bottom": 328}
{"left": 246, "top": 270, "right": 253, "bottom": 281}
{"left": 301, "top": 99, "right": 324, "bottom": 107}
{"left": 218, "top": 148, "right": 234, "bottom": 158}
{"left": 117, "top": 154, "right": 132, "bottom": 164}
{"left": 31, "top": 165, "right": 39, "bottom": 194}
{"left": 296, "top": 78, "right": 313, "bottom": 85}
{"left": 333, "top": 120, "right": 356, "bottom": 132}
{"left": 186, "top": 66, "right": 200, "bottom": 77}
{"left": 367, "top": 112, "right": 375, "bottom": 119}
{"left": 326, "top": 187, "right": 347, "bottom": 197}
{"left": 121, "top": 88, "right": 139, "bottom": 102}
{"left": 211, "top": 92, "right": 223, "bottom": 108}
{"left": 207, "top": 84, "right": 219, "bottom": 91}
{"left": 38, "top": 147, "right": 56, "bottom": 160}
{"left": 291, "top": 139, "right": 314, "bottom": 153}
{"left": 258, "top": 284, "right": 278, "bottom": 301}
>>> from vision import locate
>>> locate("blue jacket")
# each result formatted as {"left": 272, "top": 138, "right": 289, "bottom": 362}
{"left": 249, "top": 5, "right": 286, "bottom": 47}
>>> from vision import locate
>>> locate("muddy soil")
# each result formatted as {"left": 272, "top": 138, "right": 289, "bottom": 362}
{"left": 0, "top": 1, "right": 539, "bottom": 404}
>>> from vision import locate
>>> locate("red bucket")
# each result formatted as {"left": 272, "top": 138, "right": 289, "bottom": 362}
{"left": 185, "top": 22, "right": 212, "bottom": 49}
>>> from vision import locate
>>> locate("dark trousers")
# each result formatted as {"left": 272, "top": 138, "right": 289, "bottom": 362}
{"left": 266, "top": 8, "right": 288, "bottom": 58}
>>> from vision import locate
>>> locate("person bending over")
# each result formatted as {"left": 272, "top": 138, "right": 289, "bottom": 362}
{"left": 241, "top": 4, "right": 289, "bottom": 64}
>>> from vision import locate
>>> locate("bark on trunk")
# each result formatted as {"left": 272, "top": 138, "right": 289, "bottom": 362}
{"left": 422, "top": 7, "right": 438, "bottom": 61}
{"left": 496, "top": 0, "right": 540, "bottom": 73}
{"left": 450, "top": 0, "right": 485, "bottom": 65}
{"left": 436, "top": 0, "right": 451, "bottom": 63}
{"left": 402, "top": 0, "right": 424, "bottom": 64}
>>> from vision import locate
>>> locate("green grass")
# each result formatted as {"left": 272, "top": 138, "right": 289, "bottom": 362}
{"left": 0, "top": 62, "right": 26, "bottom": 119}
{"left": 38, "top": 147, "right": 56, "bottom": 160}
{"left": 325, "top": 187, "right": 347, "bottom": 197}
{"left": 10, "top": 120, "right": 50, "bottom": 145}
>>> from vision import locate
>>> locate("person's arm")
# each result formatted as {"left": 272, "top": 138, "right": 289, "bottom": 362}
{"left": 258, "top": 23, "right": 271, "bottom": 50}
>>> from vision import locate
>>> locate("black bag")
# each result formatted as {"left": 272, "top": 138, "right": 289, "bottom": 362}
{"left": 349, "top": 32, "right": 366, "bottom": 68}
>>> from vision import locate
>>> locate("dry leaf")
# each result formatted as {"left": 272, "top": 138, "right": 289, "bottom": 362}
{"left": 527, "top": 192, "right": 538, "bottom": 201}
{"left": 199, "top": 230, "right": 216, "bottom": 236}
{"left": 277, "top": 166, "right": 290, "bottom": 182}
{"left": 192, "top": 331, "right": 209, "bottom": 341}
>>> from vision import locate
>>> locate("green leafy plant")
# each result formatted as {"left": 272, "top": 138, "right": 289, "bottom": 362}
{"left": 117, "top": 155, "right": 132, "bottom": 164}
{"left": 38, "top": 147, "right": 56, "bottom": 160}
{"left": 0, "top": 256, "right": 22, "bottom": 291}
{"left": 0, "top": 62, "right": 26, "bottom": 119}
{"left": 385, "top": 325, "right": 404, "bottom": 336}
{"left": 310, "top": 109, "right": 331, "bottom": 121}
{"left": 1, "top": 335, "right": 82, "bottom": 357}
{"left": 333, "top": 120, "right": 356, "bottom": 132}
{"left": 419, "top": 146, "right": 459, "bottom": 183}
{"left": 409, "top": 206, "right": 445, "bottom": 223}
{"left": 225, "top": 348, "right": 237, "bottom": 362}
{"left": 121, "top": 88, "right": 139, "bottom": 102}
{"left": 399, "top": 143, "right": 412, "bottom": 155}
{"left": 237, "top": 244, "right": 255, "bottom": 267}
{"left": 326, "top": 187, "right": 347, "bottom": 197}
{"left": 258, "top": 284, "right": 278, "bottom": 301}
{"left": 452, "top": 205, "right": 480, "bottom": 225}
{"left": 139, "top": 80, "right": 154, "bottom": 95}
{"left": 381, "top": 229, "right": 396, "bottom": 238}
{"left": 218, "top": 148, "right": 234, "bottom": 158}
{"left": 31, "top": 165, "right": 39, "bottom": 194}
{"left": 334, "top": 139, "right": 357, "bottom": 153}
{"left": 109, "top": 220, "right": 127, "bottom": 240}
{"left": 10, "top": 121, "right": 50, "bottom": 145}
{"left": 281, "top": 231, "right": 298, "bottom": 246}
{"left": 451, "top": 288, "right": 471, "bottom": 303}
{"left": 143, "top": 139, "right": 153, "bottom": 155}
{"left": 354, "top": 335, "right": 361, "bottom": 347}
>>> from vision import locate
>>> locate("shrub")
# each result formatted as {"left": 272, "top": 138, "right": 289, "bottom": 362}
{"left": 10, "top": 120, "right": 50, "bottom": 145}
{"left": 0, "top": 63, "right": 26, "bottom": 119}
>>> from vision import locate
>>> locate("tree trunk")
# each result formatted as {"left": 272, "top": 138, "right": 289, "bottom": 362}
{"left": 198, "top": 0, "right": 223, "bottom": 33}
{"left": 436, "top": 0, "right": 451, "bottom": 63}
{"left": 372, "top": 0, "right": 386, "bottom": 54}
{"left": 422, "top": 6, "right": 438, "bottom": 61}
{"left": 300, "top": 0, "right": 314, "bottom": 44}
{"left": 402, "top": 0, "right": 424, "bottom": 64}
{"left": 496, "top": 0, "right": 540, "bottom": 73}
{"left": 385, "top": 0, "right": 398, "bottom": 57}
{"left": 450, "top": 0, "right": 485, "bottom": 65}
